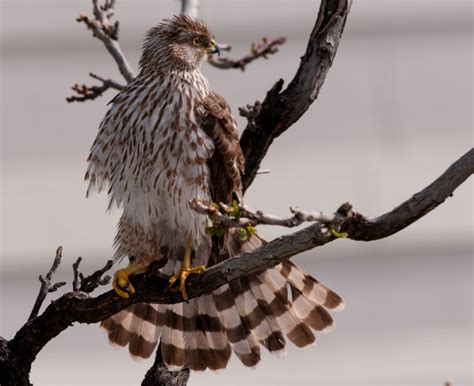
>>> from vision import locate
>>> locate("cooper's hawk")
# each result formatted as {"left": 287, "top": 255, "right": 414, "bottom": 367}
{"left": 86, "top": 15, "right": 343, "bottom": 371}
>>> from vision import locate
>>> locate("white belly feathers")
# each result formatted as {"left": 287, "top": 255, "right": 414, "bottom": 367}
{"left": 86, "top": 69, "right": 214, "bottom": 253}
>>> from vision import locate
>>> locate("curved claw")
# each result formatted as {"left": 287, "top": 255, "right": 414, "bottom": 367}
{"left": 113, "top": 269, "right": 136, "bottom": 299}
{"left": 168, "top": 265, "right": 205, "bottom": 301}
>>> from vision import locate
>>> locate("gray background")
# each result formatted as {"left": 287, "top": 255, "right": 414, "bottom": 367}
{"left": 0, "top": 0, "right": 472, "bottom": 385}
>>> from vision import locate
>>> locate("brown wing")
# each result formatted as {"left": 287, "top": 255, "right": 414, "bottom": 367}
{"left": 200, "top": 91, "right": 245, "bottom": 264}
{"left": 200, "top": 91, "right": 245, "bottom": 205}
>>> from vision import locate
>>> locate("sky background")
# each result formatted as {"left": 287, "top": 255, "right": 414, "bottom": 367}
{"left": 0, "top": 0, "right": 472, "bottom": 385}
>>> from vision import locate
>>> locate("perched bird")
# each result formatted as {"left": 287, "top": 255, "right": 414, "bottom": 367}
{"left": 86, "top": 14, "right": 343, "bottom": 371}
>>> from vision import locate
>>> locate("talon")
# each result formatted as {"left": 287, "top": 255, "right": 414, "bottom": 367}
{"left": 168, "top": 271, "right": 180, "bottom": 289}
{"left": 168, "top": 265, "right": 205, "bottom": 301}
{"left": 112, "top": 268, "right": 136, "bottom": 298}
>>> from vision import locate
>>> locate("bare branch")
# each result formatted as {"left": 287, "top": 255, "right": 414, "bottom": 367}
{"left": 240, "top": 0, "right": 352, "bottom": 191}
{"left": 142, "top": 344, "right": 191, "bottom": 386}
{"left": 72, "top": 256, "right": 114, "bottom": 293}
{"left": 67, "top": 73, "right": 124, "bottom": 103}
{"left": 208, "top": 37, "right": 287, "bottom": 71}
{"left": 28, "top": 246, "right": 66, "bottom": 321}
{"left": 4, "top": 149, "right": 470, "bottom": 377}
{"left": 341, "top": 148, "right": 474, "bottom": 240}
{"left": 76, "top": 0, "right": 134, "bottom": 83}
{"left": 190, "top": 199, "right": 341, "bottom": 230}
{"left": 72, "top": 257, "right": 82, "bottom": 291}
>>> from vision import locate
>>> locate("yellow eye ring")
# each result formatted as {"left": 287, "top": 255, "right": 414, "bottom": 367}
{"left": 192, "top": 37, "right": 201, "bottom": 46}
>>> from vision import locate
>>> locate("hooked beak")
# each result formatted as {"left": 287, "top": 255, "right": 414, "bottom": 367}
{"left": 208, "top": 40, "right": 220, "bottom": 56}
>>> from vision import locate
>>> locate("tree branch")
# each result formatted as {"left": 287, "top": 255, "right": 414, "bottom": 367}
{"left": 341, "top": 148, "right": 474, "bottom": 240}
{"left": 67, "top": 73, "right": 125, "bottom": 103}
{"left": 72, "top": 256, "right": 114, "bottom": 293}
{"left": 27, "top": 246, "right": 66, "bottom": 321}
{"left": 208, "top": 37, "right": 287, "bottom": 71}
{"left": 142, "top": 343, "right": 191, "bottom": 386}
{"left": 76, "top": 0, "right": 135, "bottom": 82}
{"left": 2, "top": 148, "right": 471, "bottom": 383}
{"left": 239, "top": 0, "right": 352, "bottom": 191}
{"left": 67, "top": 0, "right": 133, "bottom": 103}
{"left": 191, "top": 199, "right": 339, "bottom": 229}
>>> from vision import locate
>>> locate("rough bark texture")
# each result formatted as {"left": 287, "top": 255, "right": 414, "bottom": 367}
{"left": 240, "top": 0, "right": 352, "bottom": 191}
{"left": 341, "top": 148, "right": 474, "bottom": 240}
{"left": 0, "top": 338, "right": 31, "bottom": 386}
{"left": 141, "top": 344, "right": 191, "bottom": 386}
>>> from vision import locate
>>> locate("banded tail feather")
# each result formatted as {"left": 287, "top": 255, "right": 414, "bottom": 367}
{"left": 101, "top": 234, "right": 343, "bottom": 371}
{"left": 101, "top": 303, "right": 160, "bottom": 358}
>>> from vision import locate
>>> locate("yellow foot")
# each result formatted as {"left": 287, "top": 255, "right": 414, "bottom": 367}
{"left": 168, "top": 265, "right": 205, "bottom": 301}
{"left": 113, "top": 268, "right": 136, "bottom": 299}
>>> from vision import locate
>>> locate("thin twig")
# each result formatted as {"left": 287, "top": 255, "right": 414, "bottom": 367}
{"left": 72, "top": 257, "right": 114, "bottom": 293}
{"left": 67, "top": 73, "right": 124, "bottom": 103}
{"left": 190, "top": 199, "right": 341, "bottom": 230}
{"left": 76, "top": 0, "right": 134, "bottom": 82}
{"left": 28, "top": 246, "right": 66, "bottom": 321}
{"left": 72, "top": 257, "right": 82, "bottom": 291}
{"left": 208, "top": 37, "right": 287, "bottom": 71}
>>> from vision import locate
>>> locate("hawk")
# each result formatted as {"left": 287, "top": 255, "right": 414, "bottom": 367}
{"left": 86, "top": 15, "right": 343, "bottom": 371}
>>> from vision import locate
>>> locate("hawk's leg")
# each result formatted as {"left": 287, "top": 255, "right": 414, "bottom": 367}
{"left": 168, "top": 238, "right": 205, "bottom": 301}
{"left": 112, "top": 261, "right": 148, "bottom": 299}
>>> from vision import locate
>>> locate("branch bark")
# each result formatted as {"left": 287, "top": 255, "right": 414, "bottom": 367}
{"left": 208, "top": 37, "right": 287, "bottom": 71}
{"left": 341, "top": 148, "right": 474, "bottom": 240}
{"left": 141, "top": 343, "right": 191, "bottom": 386}
{"left": 77, "top": 0, "right": 135, "bottom": 82}
{"left": 239, "top": 0, "right": 352, "bottom": 191}
{"left": 67, "top": 0, "right": 133, "bottom": 102}
{"left": 1, "top": 148, "right": 471, "bottom": 385}
{"left": 67, "top": 73, "right": 125, "bottom": 103}
{"left": 28, "top": 246, "right": 66, "bottom": 321}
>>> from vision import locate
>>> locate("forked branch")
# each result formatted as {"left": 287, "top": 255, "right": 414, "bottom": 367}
{"left": 67, "top": 0, "right": 132, "bottom": 102}
{"left": 76, "top": 0, "right": 134, "bottom": 82}
{"left": 67, "top": 73, "right": 124, "bottom": 103}
{"left": 72, "top": 257, "right": 114, "bottom": 293}
{"left": 208, "top": 37, "right": 287, "bottom": 71}
{"left": 27, "top": 246, "right": 66, "bottom": 321}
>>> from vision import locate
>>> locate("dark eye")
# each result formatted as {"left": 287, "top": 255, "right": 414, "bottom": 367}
{"left": 192, "top": 37, "right": 201, "bottom": 46}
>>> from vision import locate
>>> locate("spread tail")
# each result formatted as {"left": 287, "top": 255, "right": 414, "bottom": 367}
{"left": 101, "top": 234, "right": 343, "bottom": 371}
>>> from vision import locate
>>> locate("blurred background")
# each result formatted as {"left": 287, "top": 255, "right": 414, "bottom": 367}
{"left": 0, "top": 0, "right": 472, "bottom": 385}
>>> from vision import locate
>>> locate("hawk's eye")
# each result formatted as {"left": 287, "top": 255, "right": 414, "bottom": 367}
{"left": 192, "top": 37, "right": 201, "bottom": 46}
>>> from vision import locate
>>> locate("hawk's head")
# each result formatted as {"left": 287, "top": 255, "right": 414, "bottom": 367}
{"left": 140, "top": 15, "right": 219, "bottom": 72}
